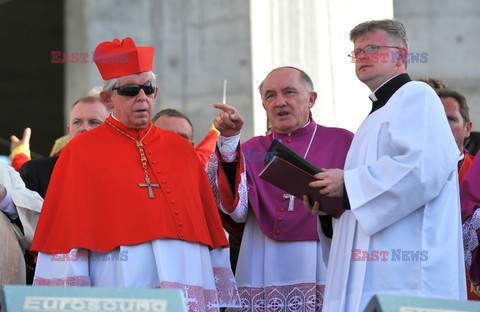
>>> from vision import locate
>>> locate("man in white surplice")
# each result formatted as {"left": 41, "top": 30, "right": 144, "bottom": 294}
{"left": 304, "top": 19, "right": 467, "bottom": 312}
{"left": 0, "top": 162, "right": 42, "bottom": 284}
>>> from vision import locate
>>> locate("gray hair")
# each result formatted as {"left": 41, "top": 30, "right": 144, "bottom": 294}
{"left": 349, "top": 19, "right": 408, "bottom": 49}
{"left": 103, "top": 71, "right": 157, "bottom": 92}
{"left": 258, "top": 67, "right": 314, "bottom": 96}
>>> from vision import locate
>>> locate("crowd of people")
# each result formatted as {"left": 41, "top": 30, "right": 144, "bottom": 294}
{"left": 1, "top": 18, "right": 479, "bottom": 312}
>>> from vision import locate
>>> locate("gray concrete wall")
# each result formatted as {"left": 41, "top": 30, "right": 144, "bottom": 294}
{"left": 65, "top": 0, "right": 253, "bottom": 143}
{"left": 394, "top": 0, "right": 480, "bottom": 131}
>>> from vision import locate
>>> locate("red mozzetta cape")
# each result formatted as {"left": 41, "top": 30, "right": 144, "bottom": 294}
{"left": 31, "top": 116, "right": 228, "bottom": 254}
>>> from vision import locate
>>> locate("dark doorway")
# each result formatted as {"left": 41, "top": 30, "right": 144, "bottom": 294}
{"left": 0, "top": 0, "right": 64, "bottom": 159}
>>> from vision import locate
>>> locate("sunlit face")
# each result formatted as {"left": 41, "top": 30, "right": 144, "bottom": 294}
{"left": 154, "top": 115, "right": 194, "bottom": 143}
{"left": 67, "top": 100, "right": 109, "bottom": 137}
{"left": 260, "top": 68, "right": 316, "bottom": 134}
{"left": 106, "top": 72, "right": 158, "bottom": 129}
{"left": 441, "top": 96, "right": 472, "bottom": 153}
{"left": 353, "top": 29, "right": 406, "bottom": 91}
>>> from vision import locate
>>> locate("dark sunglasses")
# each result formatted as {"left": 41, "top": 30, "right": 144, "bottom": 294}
{"left": 112, "top": 82, "right": 156, "bottom": 96}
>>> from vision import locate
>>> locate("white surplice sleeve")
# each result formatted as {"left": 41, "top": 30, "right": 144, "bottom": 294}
{"left": 0, "top": 163, "right": 42, "bottom": 249}
{"left": 344, "top": 84, "right": 459, "bottom": 236}
{"left": 206, "top": 134, "right": 248, "bottom": 223}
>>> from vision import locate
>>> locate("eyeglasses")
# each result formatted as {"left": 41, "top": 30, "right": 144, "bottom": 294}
{"left": 348, "top": 45, "right": 400, "bottom": 59}
{"left": 112, "top": 82, "right": 156, "bottom": 96}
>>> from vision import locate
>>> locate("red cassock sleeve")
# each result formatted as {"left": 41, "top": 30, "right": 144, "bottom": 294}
{"left": 195, "top": 128, "right": 219, "bottom": 169}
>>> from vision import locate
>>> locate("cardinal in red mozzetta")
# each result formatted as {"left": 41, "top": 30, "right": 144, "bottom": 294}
{"left": 31, "top": 37, "right": 240, "bottom": 312}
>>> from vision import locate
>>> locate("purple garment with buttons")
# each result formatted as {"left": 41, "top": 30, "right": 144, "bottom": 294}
{"left": 460, "top": 155, "right": 480, "bottom": 282}
{"left": 241, "top": 120, "right": 353, "bottom": 241}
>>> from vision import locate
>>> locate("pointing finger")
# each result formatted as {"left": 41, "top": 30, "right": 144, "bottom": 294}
{"left": 214, "top": 103, "right": 236, "bottom": 115}
{"left": 22, "top": 128, "right": 31, "bottom": 143}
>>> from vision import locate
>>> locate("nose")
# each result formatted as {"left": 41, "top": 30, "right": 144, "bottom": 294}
{"left": 136, "top": 88, "right": 148, "bottom": 101}
{"left": 79, "top": 123, "right": 89, "bottom": 133}
{"left": 274, "top": 95, "right": 287, "bottom": 107}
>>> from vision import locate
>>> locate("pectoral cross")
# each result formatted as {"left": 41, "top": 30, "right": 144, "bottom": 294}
{"left": 139, "top": 176, "right": 160, "bottom": 199}
{"left": 283, "top": 193, "right": 296, "bottom": 211}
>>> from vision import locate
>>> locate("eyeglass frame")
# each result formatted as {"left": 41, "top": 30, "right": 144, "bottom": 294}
{"left": 348, "top": 45, "right": 401, "bottom": 59}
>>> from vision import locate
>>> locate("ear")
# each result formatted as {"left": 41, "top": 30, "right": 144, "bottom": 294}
{"left": 308, "top": 91, "right": 317, "bottom": 109}
{"left": 66, "top": 124, "right": 70, "bottom": 134}
{"left": 395, "top": 48, "right": 408, "bottom": 68}
{"left": 465, "top": 120, "right": 473, "bottom": 138}
{"left": 100, "top": 91, "right": 114, "bottom": 110}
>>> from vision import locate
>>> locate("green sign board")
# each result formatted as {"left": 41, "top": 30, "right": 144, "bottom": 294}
{"left": 1, "top": 285, "right": 187, "bottom": 312}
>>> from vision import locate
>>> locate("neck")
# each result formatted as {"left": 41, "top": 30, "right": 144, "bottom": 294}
{"left": 275, "top": 119, "right": 311, "bottom": 135}
{"left": 368, "top": 69, "right": 407, "bottom": 92}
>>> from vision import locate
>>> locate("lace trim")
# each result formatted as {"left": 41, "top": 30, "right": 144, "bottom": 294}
{"left": 463, "top": 208, "right": 480, "bottom": 267}
{"left": 213, "top": 267, "right": 241, "bottom": 307}
{"left": 158, "top": 281, "right": 220, "bottom": 312}
{"left": 33, "top": 275, "right": 91, "bottom": 286}
{"left": 206, "top": 152, "right": 248, "bottom": 223}
{"left": 238, "top": 283, "right": 324, "bottom": 312}
{"left": 32, "top": 269, "right": 241, "bottom": 311}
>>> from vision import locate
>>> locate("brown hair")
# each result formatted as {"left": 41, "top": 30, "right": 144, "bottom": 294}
{"left": 437, "top": 88, "right": 470, "bottom": 123}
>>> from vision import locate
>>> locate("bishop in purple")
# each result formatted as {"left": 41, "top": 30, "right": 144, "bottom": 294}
{"left": 207, "top": 67, "right": 353, "bottom": 311}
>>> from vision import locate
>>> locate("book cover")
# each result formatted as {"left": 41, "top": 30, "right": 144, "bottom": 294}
{"left": 259, "top": 144, "right": 344, "bottom": 221}
{"left": 259, "top": 155, "right": 323, "bottom": 203}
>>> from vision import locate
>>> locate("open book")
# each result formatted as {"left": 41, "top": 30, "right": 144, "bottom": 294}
{"left": 259, "top": 140, "right": 323, "bottom": 203}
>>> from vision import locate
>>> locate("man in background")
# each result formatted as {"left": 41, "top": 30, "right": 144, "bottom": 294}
{"left": 20, "top": 96, "right": 110, "bottom": 198}
{"left": 0, "top": 162, "right": 42, "bottom": 285}
{"left": 153, "top": 108, "right": 220, "bottom": 169}
{"left": 437, "top": 88, "right": 474, "bottom": 181}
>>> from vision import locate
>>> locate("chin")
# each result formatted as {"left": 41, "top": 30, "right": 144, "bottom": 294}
{"left": 132, "top": 119, "right": 150, "bottom": 129}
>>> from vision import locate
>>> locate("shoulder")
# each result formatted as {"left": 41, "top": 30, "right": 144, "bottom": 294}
{"left": 153, "top": 127, "right": 195, "bottom": 149}
{"left": 242, "top": 134, "right": 270, "bottom": 151}
{"left": 316, "top": 124, "right": 354, "bottom": 139}
{"left": 397, "top": 81, "right": 439, "bottom": 100}
{"left": 0, "top": 162, "right": 16, "bottom": 182}
{"left": 389, "top": 80, "right": 442, "bottom": 114}
{"left": 150, "top": 127, "right": 199, "bottom": 161}
{"left": 21, "top": 157, "right": 57, "bottom": 172}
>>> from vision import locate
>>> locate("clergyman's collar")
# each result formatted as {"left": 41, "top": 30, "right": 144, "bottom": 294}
{"left": 369, "top": 73, "right": 412, "bottom": 114}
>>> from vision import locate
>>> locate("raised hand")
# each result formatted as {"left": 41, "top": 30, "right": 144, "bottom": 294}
{"left": 10, "top": 127, "right": 31, "bottom": 152}
{"left": 213, "top": 103, "right": 244, "bottom": 137}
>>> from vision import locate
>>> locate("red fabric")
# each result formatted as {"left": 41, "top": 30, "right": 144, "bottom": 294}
{"left": 467, "top": 269, "right": 480, "bottom": 300}
{"left": 459, "top": 152, "right": 474, "bottom": 182}
{"left": 31, "top": 116, "right": 228, "bottom": 254}
{"left": 94, "top": 37, "right": 154, "bottom": 80}
{"left": 195, "top": 129, "right": 219, "bottom": 168}
{"left": 11, "top": 153, "right": 29, "bottom": 172}
{"left": 215, "top": 147, "right": 245, "bottom": 242}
